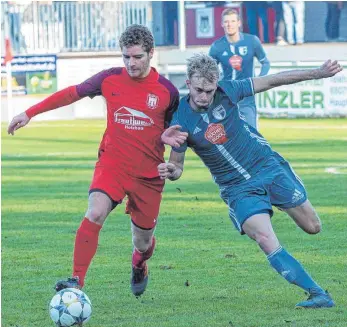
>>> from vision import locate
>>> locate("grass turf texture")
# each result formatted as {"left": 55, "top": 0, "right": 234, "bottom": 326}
{"left": 2, "top": 118, "right": 347, "bottom": 327}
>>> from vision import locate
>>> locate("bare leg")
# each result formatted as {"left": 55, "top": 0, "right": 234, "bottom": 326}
{"left": 242, "top": 213, "right": 280, "bottom": 254}
{"left": 283, "top": 200, "right": 321, "bottom": 234}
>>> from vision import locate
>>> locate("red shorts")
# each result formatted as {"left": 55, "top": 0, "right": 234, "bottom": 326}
{"left": 89, "top": 164, "right": 164, "bottom": 229}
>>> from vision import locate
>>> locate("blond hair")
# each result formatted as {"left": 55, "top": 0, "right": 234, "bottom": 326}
{"left": 221, "top": 8, "right": 240, "bottom": 20}
{"left": 187, "top": 53, "right": 219, "bottom": 83}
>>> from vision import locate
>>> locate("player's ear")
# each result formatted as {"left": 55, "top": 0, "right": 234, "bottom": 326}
{"left": 186, "top": 79, "right": 191, "bottom": 87}
{"left": 148, "top": 48, "right": 154, "bottom": 59}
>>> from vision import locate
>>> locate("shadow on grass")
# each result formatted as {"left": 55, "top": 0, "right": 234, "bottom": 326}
{"left": 2, "top": 155, "right": 98, "bottom": 162}
{"left": 3, "top": 136, "right": 100, "bottom": 145}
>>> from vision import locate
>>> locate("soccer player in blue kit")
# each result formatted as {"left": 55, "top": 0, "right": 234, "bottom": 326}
{"left": 159, "top": 53, "right": 343, "bottom": 308}
{"left": 209, "top": 8, "right": 270, "bottom": 129}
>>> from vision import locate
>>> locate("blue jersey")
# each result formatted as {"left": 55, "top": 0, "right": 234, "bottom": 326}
{"left": 209, "top": 33, "right": 270, "bottom": 128}
{"left": 171, "top": 78, "right": 274, "bottom": 187}
{"left": 209, "top": 33, "right": 270, "bottom": 81}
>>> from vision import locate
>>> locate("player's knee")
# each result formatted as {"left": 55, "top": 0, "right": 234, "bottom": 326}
{"left": 133, "top": 234, "right": 152, "bottom": 253}
{"left": 305, "top": 218, "right": 321, "bottom": 234}
{"left": 248, "top": 230, "right": 273, "bottom": 248}
{"left": 85, "top": 207, "right": 108, "bottom": 225}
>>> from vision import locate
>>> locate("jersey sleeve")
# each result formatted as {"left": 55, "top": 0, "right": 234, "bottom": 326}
{"left": 76, "top": 67, "right": 121, "bottom": 98}
{"left": 170, "top": 108, "right": 188, "bottom": 153}
{"left": 209, "top": 43, "right": 220, "bottom": 64}
{"left": 164, "top": 87, "right": 180, "bottom": 128}
{"left": 218, "top": 79, "right": 255, "bottom": 103}
{"left": 253, "top": 36, "right": 270, "bottom": 76}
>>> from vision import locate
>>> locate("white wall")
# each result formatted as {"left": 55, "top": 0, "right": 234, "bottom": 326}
{"left": 1, "top": 45, "right": 346, "bottom": 122}
{"left": 1, "top": 52, "right": 159, "bottom": 122}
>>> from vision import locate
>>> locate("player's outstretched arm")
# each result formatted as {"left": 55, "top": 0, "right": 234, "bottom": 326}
{"left": 158, "top": 150, "right": 185, "bottom": 181}
{"left": 252, "top": 60, "right": 343, "bottom": 94}
{"left": 8, "top": 85, "right": 82, "bottom": 135}
{"left": 161, "top": 125, "right": 188, "bottom": 148}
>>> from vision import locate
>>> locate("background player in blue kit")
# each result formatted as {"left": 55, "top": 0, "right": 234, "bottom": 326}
{"left": 209, "top": 8, "right": 270, "bottom": 129}
{"left": 159, "top": 53, "right": 343, "bottom": 308}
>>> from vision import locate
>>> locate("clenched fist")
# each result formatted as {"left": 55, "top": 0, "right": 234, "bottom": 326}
{"left": 158, "top": 162, "right": 179, "bottom": 180}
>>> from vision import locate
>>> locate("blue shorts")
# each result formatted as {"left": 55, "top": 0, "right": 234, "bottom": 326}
{"left": 220, "top": 152, "right": 307, "bottom": 234}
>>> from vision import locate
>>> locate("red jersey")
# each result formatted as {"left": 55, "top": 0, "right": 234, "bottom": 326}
{"left": 76, "top": 67, "right": 179, "bottom": 178}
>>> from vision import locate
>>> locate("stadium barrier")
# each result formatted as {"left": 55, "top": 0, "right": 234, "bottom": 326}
{"left": 1, "top": 54, "right": 346, "bottom": 122}
{"left": 1, "top": 1, "right": 151, "bottom": 55}
{"left": 161, "top": 61, "right": 347, "bottom": 118}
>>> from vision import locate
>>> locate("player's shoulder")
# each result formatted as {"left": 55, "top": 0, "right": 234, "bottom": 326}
{"left": 177, "top": 96, "right": 190, "bottom": 114}
{"left": 243, "top": 33, "right": 261, "bottom": 44}
{"left": 211, "top": 35, "right": 227, "bottom": 47}
{"left": 102, "top": 67, "right": 123, "bottom": 76}
{"left": 218, "top": 79, "right": 250, "bottom": 96}
{"left": 92, "top": 67, "right": 123, "bottom": 81}
{"left": 241, "top": 32, "right": 258, "bottom": 40}
{"left": 158, "top": 73, "right": 178, "bottom": 92}
{"left": 216, "top": 82, "right": 229, "bottom": 95}
{"left": 157, "top": 74, "right": 179, "bottom": 101}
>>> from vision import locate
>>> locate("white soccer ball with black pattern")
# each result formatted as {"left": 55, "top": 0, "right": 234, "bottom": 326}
{"left": 49, "top": 288, "right": 92, "bottom": 326}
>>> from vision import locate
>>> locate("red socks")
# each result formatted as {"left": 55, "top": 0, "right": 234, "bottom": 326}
{"left": 73, "top": 218, "right": 102, "bottom": 287}
{"left": 132, "top": 236, "right": 156, "bottom": 268}
{"left": 73, "top": 218, "right": 155, "bottom": 285}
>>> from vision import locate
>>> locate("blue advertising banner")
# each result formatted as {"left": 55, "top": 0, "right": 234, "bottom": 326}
{"left": 1, "top": 54, "right": 57, "bottom": 96}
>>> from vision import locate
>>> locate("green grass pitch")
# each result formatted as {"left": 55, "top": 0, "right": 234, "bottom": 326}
{"left": 2, "top": 118, "right": 347, "bottom": 327}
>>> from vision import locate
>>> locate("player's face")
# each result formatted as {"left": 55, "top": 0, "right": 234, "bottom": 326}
{"left": 222, "top": 14, "right": 241, "bottom": 36}
{"left": 186, "top": 75, "right": 217, "bottom": 110}
{"left": 122, "top": 45, "right": 153, "bottom": 78}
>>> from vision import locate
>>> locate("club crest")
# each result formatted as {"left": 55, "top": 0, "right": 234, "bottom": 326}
{"left": 147, "top": 93, "right": 159, "bottom": 109}
{"left": 238, "top": 46, "right": 248, "bottom": 56}
{"left": 212, "top": 105, "right": 226, "bottom": 120}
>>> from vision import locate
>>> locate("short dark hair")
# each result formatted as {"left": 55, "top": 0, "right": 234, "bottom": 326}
{"left": 221, "top": 8, "right": 240, "bottom": 20}
{"left": 119, "top": 24, "right": 154, "bottom": 53}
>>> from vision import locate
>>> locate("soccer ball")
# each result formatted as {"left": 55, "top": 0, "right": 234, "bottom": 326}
{"left": 49, "top": 288, "right": 92, "bottom": 326}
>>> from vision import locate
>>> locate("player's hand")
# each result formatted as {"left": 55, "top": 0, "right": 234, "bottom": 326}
{"left": 7, "top": 112, "right": 30, "bottom": 135}
{"left": 158, "top": 162, "right": 177, "bottom": 180}
{"left": 161, "top": 125, "right": 188, "bottom": 148}
{"left": 317, "top": 60, "right": 343, "bottom": 79}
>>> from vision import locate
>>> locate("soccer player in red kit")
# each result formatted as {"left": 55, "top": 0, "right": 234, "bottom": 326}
{"left": 7, "top": 25, "right": 187, "bottom": 297}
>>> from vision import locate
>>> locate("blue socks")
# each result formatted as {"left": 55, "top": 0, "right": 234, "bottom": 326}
{"left": 267, "top": 246, "right": 325, "bottom": 295}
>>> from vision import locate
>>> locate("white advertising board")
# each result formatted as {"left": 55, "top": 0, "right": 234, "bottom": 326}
{"left": 256, "top": 65, "right": 347, "bottom": 117}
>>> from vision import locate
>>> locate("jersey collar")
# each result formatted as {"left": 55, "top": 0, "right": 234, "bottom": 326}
{"left": 123, "top": 67, "right": 158, "bottom": 83}
{"left": 224, "top": 32, "right": 244, "bottom": 44}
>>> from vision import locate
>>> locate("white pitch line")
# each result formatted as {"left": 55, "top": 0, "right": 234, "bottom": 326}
{"left": 325, "top": 166, "right": 347, "bottom": 175}
{"left": 267, "top": 126, "right": 347, "bottom": 130}
{"left": 25, "top": 124, "right": 105, "bottom": 128}
{"left": 4, "top": 152, "right": 91, "bottom": 157}
{"left": 274, "top": 139, "right": 347, "bottom": 144}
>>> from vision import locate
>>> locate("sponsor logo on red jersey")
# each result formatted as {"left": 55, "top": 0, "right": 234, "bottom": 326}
{"left": 205, "top": 123, "right": 228, "bottom": 144}
{"left": 147, "top": 93, "right": 159, "bottom": 109}
{"left": 114, "top": 106, "right": 154, "bottom": 130}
